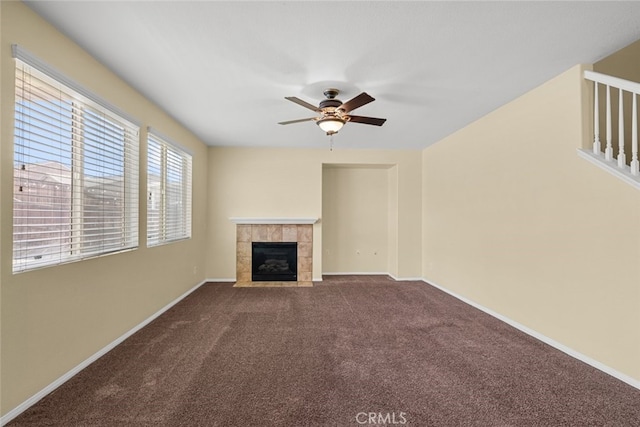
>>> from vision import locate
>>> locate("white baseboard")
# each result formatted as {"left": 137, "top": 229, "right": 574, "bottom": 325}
{"left": 0, "top": 279, "right": 208, "bottom": 426}
{"left": 421, "top": 277, "right": 640, "bottom": 391}
{"left": 322, "top": 272, "right": 390, "bottom": 276}
{"left": 322, "top": 272, "right": 423, "bottom": 282}
{"left": 205, "top": 277, "right": 236, "bottom": 282}
{"left": 388, "top": 274, "right": 424, "bottom": 282}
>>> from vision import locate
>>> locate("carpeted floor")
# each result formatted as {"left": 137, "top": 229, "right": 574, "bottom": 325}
{"left": 9, "top": 275, "right": 640, "bottom": 426}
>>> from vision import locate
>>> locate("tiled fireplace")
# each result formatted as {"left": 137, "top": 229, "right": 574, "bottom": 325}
{"left": 230, "top": 218, "right": 317, "bottom": 287}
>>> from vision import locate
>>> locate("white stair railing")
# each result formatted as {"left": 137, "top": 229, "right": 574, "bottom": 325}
{"left": 581, "top": 70, "right": 640, "bottom": 190}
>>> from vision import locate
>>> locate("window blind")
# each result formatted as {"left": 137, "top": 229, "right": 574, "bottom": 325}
{"left": 147, "top": 130, "right": 192, "bottom": 246}
{"left": 13, "top": 54, "right": 139, "bottom": 273}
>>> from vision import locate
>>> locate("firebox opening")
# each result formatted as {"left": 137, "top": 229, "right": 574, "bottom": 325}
{"left": 252, "top": 242, "right": 297, "bottom": 282}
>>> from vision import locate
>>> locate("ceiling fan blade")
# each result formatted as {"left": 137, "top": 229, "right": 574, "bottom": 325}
{"left": 347, "top": 115, "right": 387, "bottom": 126}
{"left": 285, "top": 97, "right": 320, "bottom": 112}
{"left": 278, "top": 117, "right": 317, "bottom": 125}
{"left": 338, "top": 92, "right": 375, "bottom": 113}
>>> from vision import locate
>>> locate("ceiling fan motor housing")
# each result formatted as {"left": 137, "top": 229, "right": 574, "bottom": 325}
{"left": 320, "top": 89, "right": 342, "bottom": 111}
{"left": 319, "top": 98, "right": 342, "bottom": 110}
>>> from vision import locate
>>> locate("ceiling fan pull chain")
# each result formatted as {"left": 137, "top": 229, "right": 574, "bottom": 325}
{"left": 330, "top": 134, "right": 334, "bottom": 151}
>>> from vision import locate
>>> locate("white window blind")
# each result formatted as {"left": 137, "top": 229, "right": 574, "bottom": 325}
{"left": 147, "top": 130, "right": 192, "bottom": 246}
{"left": 12, "top": 49, "right": 139, "bottom": 273}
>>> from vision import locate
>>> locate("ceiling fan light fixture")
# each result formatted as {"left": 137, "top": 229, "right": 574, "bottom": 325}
{"left": 317, "top": 117, "right": 345, "bottom": 135}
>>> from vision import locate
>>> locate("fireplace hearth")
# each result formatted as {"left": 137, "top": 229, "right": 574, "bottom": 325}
{"left": 252, "top": 242, "right": 297, "bottom": 281}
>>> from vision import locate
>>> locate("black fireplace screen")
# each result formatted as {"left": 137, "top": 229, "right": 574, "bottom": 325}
{"left": 252, "top": 242, "right": 297, "bottom": 282}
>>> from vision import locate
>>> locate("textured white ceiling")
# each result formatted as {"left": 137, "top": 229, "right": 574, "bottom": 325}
{"left": 25, "top": 1, "right": 640, "bottom": 150}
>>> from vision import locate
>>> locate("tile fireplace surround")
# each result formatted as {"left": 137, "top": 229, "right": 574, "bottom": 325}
{"left": 230, "top": 218, "right": 317, "bottom": 287}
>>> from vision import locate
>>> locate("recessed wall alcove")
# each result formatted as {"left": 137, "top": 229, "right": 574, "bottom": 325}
{"left": 321, "top": 164, "right": 398, "bottom": 276}
{"left": 230, "top": 218, "right": 317, "bottom": 287}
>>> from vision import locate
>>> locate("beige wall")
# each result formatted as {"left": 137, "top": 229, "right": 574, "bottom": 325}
{"left": 422, "top": 64, "right": 640, "bottom": 381}
{"left": 594, "top": 38, "right": 640, "bottom": 82}
{"left": 322, "top": 165, "right": 391, "bottom": 273}
{"left": 1, "top": 2, "right": 209, "bottom": 415}
{"left": 206, "top": 147, "right": 422, "bottom": 281}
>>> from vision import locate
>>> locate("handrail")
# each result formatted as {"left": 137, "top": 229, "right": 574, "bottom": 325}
{"left": 584, "top": 70, "right": 640, "bottom": 95}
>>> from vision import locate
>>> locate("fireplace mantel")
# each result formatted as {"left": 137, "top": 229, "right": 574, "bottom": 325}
{"left": 229, "top": 217, "right": 318, "bottom": 225}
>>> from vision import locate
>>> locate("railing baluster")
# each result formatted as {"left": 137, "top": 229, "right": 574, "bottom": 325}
{"left": 632, "top": 94, "right": 639, "bottom": 176}
{"left": 594, "top": 82, "right": 601, "bottom": 154}
{"left": 583, "top": 70, "right": 640, "bottom": 189}
{"left": 605, "top": 85, "right": 613, "bottom": 161}
{"left": 618, "top": 88, "right": 626, "bottom": 167}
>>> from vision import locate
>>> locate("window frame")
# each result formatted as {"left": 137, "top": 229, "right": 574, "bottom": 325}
{"left": 12, "top": 45, "right": 140, "bottom": 273}
{"left": 146, "top": 129, "right": 193, "bottom": 247}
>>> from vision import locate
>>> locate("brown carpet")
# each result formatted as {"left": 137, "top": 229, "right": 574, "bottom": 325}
{"left": 9, "top": 275, "right": 640, "bottom": 426}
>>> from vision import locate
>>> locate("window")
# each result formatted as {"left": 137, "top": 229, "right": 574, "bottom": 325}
{"left": 147, "top": 130, "right": 192, "bottom": 246}
{"left": 12, "top": 46, "right": 139, "bottom": 273}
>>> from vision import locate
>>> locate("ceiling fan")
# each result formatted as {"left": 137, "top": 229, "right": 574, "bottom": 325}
{"left": 278, "top": 88, "right": 386, "bottom": 135}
